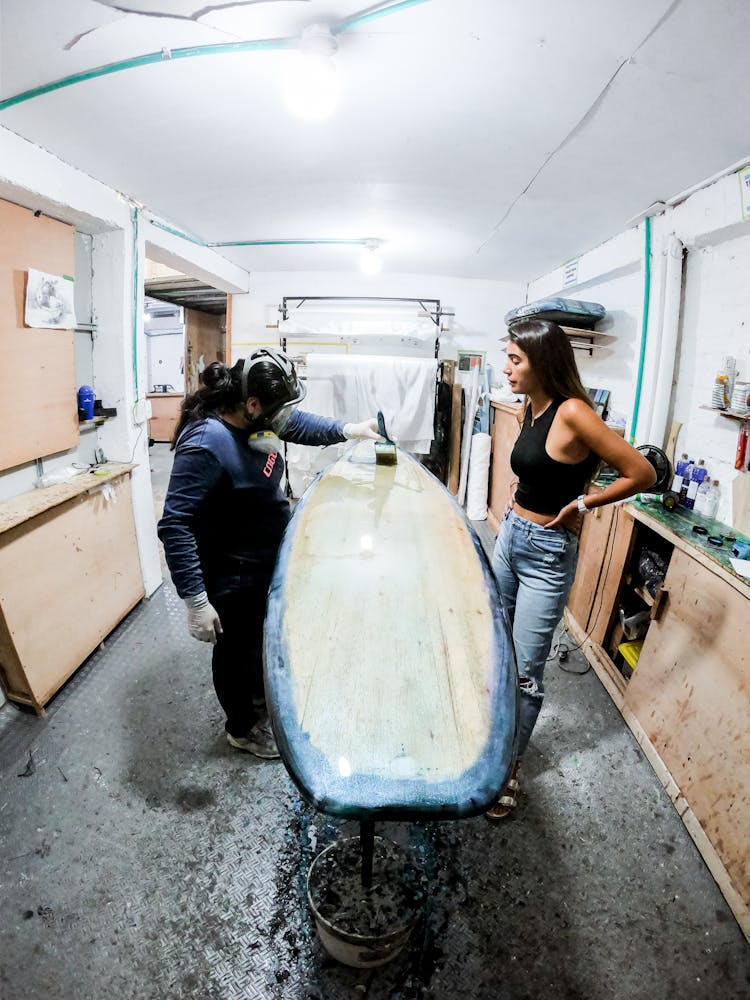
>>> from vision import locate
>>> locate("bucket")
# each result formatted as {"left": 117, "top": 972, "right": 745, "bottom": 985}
{"left": 307, "top": 836, "right": 423, "bottom": 968}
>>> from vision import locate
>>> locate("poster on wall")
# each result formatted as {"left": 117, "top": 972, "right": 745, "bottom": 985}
{"left": 457, "top": 350, "right": 485, "bottom": 374}
{"left": 24, "top": 268, "right": 77, "bottom": 329}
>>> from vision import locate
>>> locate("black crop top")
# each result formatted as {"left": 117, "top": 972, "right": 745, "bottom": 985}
{"left": 510, "top": 398, "right": 599, "bottom": 515}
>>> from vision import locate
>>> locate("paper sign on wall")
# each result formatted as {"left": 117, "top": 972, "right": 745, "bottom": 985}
{"left": 24, "top": 268, "right": 77, "bottom": 329}
{"left": 562, "top": 259, "right": 579, "bottom": 287}
{"left": 739, "top": 164, "right": 750, "bottom": 220}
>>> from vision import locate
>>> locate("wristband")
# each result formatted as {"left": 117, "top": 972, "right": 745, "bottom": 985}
{"left": 576, "top": 495, "right": 590, "bottom": 514}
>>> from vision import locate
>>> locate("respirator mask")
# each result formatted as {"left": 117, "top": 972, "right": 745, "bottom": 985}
{"left": 241, "top": 349, "right": 307, "bottom": 450}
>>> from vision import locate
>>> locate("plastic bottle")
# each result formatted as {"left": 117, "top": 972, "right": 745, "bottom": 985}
{"left": 684, "top": 458, "right": 707, "bottom": 510}
{"left": 670, "top": 452, "right": 689, "bottom": 495}
{"left": 693, "top": 478, "right": 712, "bottom": 517}
{"left": 678, "top": 458, "right": 694, "bottom": 505}
{"left": 704, "top": 480, "right": 720, "bottom": 520}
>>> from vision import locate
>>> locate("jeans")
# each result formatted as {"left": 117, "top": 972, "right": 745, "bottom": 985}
{"left": 491, "top": 509, "right": 579, "bottom": 758}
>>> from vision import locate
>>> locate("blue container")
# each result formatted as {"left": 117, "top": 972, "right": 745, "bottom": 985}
{"left": 77, "top": 385, "right": 95, "bottom": 420}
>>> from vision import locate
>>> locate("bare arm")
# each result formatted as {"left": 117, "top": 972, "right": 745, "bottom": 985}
{"left": 545, "top": 398, "right": 656, "bottom": 530}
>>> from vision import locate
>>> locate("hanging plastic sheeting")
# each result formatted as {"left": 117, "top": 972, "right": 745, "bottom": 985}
{"left": 465, "top": 433, "right": 492, "bottom": 520}
{"left": 285, "top": 353, "right": 438, "bottom": 497}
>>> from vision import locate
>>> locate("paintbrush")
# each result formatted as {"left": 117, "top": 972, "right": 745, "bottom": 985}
{"left": 375, "top": 410, "right": 397, "bottom": 466}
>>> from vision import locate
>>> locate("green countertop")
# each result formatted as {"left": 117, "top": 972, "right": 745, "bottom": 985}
{"left": 628, "top": 498, "right": 750, "bottom": 588}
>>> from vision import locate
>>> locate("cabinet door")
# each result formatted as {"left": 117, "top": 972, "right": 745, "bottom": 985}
{"left": 487, "top": 406, "right": 520, "bottom": 532}
{"left": 567, "top": 494, "right": 613, "bottom": 631}
{"left": 625, "top": 547, "right": 750, "bottom": 906}
{"left": 0, "top": 476, "right": 144, "bottom": 707}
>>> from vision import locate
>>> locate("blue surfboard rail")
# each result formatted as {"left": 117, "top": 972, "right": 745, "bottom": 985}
{"left": 264, "top": 444, "right": 518, "bottom": 821}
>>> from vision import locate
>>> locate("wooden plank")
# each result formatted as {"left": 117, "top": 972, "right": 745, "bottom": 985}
{"left": 586, "top": 506, "right": 637, "bottom": 645}
{"left": 732, "top": 472, "right": 750, "bottom": 538}
{"left": 264, "top": 443, "right": 517, "bottom": 820}
{"left": 447, "top": 383, "right": 463, "bottom": 495}
{"left": 0, "top": 198, "right": 78, "bottom": 472}
{"left": 625, "top": 547, "right": 750, "bottom": 908}
{"left": 0, "top": 474, "right": 144, "bottom": 707}
{"left": 0, "top": 463, "right": 134, "bottom": 535}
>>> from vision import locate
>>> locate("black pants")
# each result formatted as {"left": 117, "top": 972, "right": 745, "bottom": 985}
{"left": 210, "top": 585, "right": 269, "bottom": 738}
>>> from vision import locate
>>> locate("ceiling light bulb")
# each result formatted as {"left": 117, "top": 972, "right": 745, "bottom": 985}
{"left": 282, "top": 25, "right": 339, "bottom": 121}
{"left": 359, "top": 245, "right": 382, "bottom": 276}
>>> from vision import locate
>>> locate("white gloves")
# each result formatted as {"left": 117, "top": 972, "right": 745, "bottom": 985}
{"left": 184, "top": 591, "right": 223, "bottom": 644}
{"left": 343, "top": 417, "right": 384, "bottom": 441}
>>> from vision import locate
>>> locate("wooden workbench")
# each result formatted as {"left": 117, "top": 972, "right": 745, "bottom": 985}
{"left": 0, "top": 464, "right": 144, "bottom": 713}
{"left": 566, "top": 499, "right": 750, "bottom": 942}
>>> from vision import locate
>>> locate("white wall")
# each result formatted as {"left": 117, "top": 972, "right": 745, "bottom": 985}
{"left": 527, "top": 167, "right": 750, "bottom": 526}
{"left": 231, "top": 270, "right": 525, "bottom": 384}
{"left": 0, "top": 125, "right": 250, "bottom": 599}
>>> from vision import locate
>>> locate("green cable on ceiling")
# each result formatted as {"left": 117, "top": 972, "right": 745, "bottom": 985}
{"left": 209, "top": 238, "right": 370, "bottom": 248}
{"left": 0, "top": 1, "right": 432, "bottom": 112}
{"left": 131, "top": 204, "right": 140, "bottom": 403}
{"left": 0, "top": 39, "right": 289, "bottom": 111}
{"left": 147, "top": 218, "right": 373, "bottom": 250}
{"left": 629, "top": 215, "right": 651, "bottom": 444}
{"left": 335, "top": 0, "right": 432, "bottom": 33}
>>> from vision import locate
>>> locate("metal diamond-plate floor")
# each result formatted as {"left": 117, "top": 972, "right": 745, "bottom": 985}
{"left": 1, "top": 580, "right": 749, "bottom": 999}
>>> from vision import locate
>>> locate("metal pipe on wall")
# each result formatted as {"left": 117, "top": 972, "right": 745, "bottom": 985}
{"left": 647, "top": 234, "right": 685, "bottom": 449}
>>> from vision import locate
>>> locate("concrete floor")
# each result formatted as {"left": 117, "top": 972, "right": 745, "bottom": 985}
{"left": 0, "top": 444, "right": 748, "bottom": 999}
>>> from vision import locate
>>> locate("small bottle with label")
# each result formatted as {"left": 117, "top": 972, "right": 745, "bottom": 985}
{"left": 679, "top": 458, "right": 694, "bottom": 505}
{"left": 684, "top": 458, "right": 707, "bottom": 510}
{"left": 671, "top": 452, "right": 689, "bottom": 495}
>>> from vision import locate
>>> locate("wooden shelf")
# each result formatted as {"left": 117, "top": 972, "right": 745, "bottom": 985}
{"left": 559, "top": 326, "right": 612, "bottom": 354}
{"left": 79, "top": 416, "right": 109, "bottom": 431}
{"left": 699, "top": 405, "right": 749, "bottom": 422}
{"left": 632, "top": 584, "right": 655, "bottom": 606}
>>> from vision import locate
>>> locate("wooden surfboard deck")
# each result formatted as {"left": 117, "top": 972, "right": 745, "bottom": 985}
{"left": 264, "top": 441, "right": 518, "bottom": 820}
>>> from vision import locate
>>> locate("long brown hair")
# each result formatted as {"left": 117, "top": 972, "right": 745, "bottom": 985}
{"left": 171, "top": 358, "right": 291, "bottom": 448}
{"left": 507, "top": 319, "right": 594, "bottom": 408}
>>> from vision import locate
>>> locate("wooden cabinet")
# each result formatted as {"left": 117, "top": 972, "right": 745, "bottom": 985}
{"left": 0, "top": 466, "right": 144, "bottom": 714}
{"left": 147, "top": 392, "right": 183, "bottom": 443}
{"left": 566, "top": 502, "right": 750, "bottom": 942}
{"left": 487, "top": 401, "right": 522, "bottom": 533}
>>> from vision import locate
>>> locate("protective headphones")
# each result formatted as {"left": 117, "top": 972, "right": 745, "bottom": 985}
{"left": 240, "top": 348, "right": 306, "bottom": 431}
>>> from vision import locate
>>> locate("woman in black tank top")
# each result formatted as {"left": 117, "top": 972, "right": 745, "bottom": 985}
{"left": 486, "top": 320, "right": 655, "bottom": 820}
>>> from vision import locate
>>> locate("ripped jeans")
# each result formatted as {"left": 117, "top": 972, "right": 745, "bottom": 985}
{"left": 491, "top": 509, "right": 579, "bottom": 758}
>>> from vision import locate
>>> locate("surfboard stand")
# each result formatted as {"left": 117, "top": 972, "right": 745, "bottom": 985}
{"left": 307, "top": 832, "right": 424, "bottom": 968}
{"left": 360, "top": 819, "right": 375, "bottom": 888}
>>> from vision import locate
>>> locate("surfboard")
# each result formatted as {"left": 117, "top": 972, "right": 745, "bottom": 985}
{"left": 264, "top": 441, "right": 518, "bottom": 820}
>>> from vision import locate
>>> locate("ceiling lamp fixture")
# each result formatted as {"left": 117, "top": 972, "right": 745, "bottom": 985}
{"left": 282, "top": 24, "right": 339, "bottom": 121}
{"left": 359, "top": 240, "right": 383, "bottom": 275}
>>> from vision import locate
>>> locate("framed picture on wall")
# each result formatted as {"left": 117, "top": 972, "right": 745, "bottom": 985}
{"left": 457, "top": 350, "right": 486, "bottom": 374}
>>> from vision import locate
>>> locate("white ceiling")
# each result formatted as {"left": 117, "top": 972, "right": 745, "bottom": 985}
{"left": 1, "top": 0, "right": 749, "bottom": 281}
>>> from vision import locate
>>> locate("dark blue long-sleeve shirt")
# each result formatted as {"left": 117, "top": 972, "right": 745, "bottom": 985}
{"left": 157, "top": 410, "right": 346, "bottom": 600}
